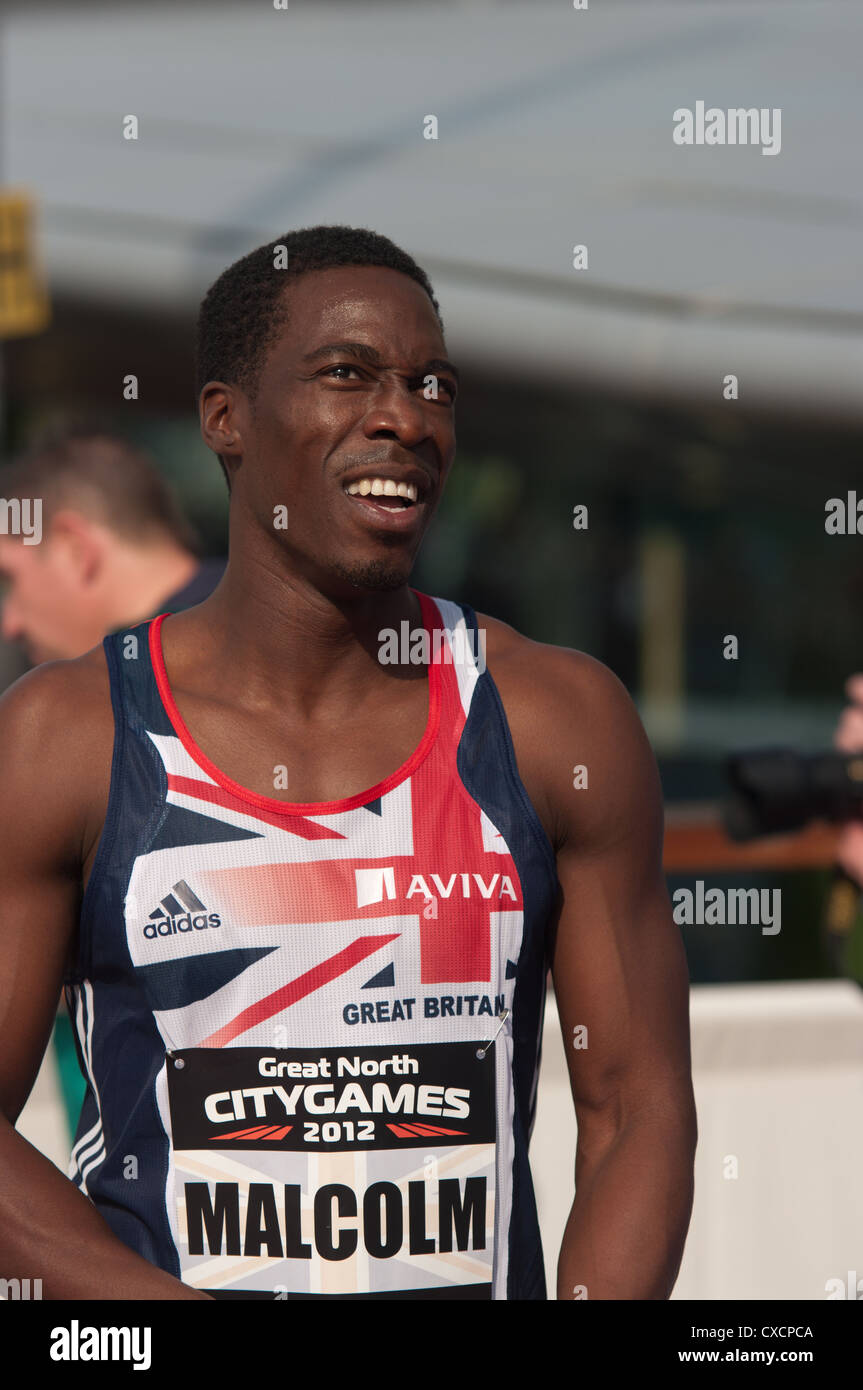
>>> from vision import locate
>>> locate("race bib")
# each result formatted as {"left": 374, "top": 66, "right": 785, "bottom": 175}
{"left": 166, "top": 1042, "right": 497, "bottom": 1298}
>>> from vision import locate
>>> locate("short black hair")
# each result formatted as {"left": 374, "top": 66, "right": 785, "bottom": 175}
{"left": 195, "top": 225, "right": 443, "bottom": 492}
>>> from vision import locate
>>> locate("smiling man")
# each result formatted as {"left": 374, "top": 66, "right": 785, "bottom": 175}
{"left": 0, "top": 225, "right": 696, "bottom": 1301}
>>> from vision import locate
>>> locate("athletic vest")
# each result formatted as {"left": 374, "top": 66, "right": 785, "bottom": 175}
{"left": 64, "top": 591, "right": 559, "bottom": 1300}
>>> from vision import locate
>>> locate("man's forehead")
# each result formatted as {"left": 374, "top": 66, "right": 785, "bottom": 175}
{"left": 279, "top": 266, "right": 442, "bottom": 342}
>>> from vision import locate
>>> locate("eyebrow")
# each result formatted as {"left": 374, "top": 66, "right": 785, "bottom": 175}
{"left": 300, "top": 341, "right": 460, "bottom": 385}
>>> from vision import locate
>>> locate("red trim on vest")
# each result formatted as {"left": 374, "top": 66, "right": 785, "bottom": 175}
{"left": 148, "top": 589, "right": 444, "bottom": 817}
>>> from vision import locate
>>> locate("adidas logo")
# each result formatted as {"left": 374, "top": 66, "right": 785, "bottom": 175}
{"left": 143, "top": 879, "right": 221, "bottom": 939}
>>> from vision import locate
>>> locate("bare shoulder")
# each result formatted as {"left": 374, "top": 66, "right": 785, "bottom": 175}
{"left": 0, "top": 645, "right": 114, "bottom": 866}
{"left": 0, "top": 643, "right": 111, "bottom": 743}
{"left": 478, "top": 608, "right": 628, "bottom": 688}
{"left": 475, "top": 609, "right": 642, "bottom": 738}
{"left": 474, "top": 610, "right": 662, "bottom": 851}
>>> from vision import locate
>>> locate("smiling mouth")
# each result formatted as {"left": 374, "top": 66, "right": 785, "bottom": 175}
{"left": 343, "top": 477, "right": 419, "bottom": 509}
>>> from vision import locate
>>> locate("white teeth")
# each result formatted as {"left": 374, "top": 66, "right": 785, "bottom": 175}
{"left": 345, "top": 477, "right": 419, "bottom": 502}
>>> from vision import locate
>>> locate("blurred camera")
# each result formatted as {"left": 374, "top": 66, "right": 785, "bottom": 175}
{"left": 721, "top": 749, "right": 863, "bottom": 842}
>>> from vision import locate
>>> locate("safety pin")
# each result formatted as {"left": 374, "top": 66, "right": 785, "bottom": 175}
{"left": 476, "top": 1008, "right": 510, "bottom": 1059}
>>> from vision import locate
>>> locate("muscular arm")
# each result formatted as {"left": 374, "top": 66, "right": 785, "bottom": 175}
{"left": 0, "top": 661, "right": 210, "bottom": 1299}
{"left": 537, "top": 648, "right": 696, "bottom": 1299}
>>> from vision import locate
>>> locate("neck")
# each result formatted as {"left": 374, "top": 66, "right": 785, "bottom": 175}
{"left": 177, "top": 546, "right": 425, "bottom": 716}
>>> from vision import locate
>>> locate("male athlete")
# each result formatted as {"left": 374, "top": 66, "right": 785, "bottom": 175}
{"left": 0, "top": 225, "right": 696, "bottom": 1300}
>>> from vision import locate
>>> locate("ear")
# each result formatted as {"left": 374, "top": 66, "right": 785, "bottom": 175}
{"left": 200, "top": 382, "right": 246, "bottom": 473}
{"left": 47, "top": 511, "right": 104, "bottom": 584}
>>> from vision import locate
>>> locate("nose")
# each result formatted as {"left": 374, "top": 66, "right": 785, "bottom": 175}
{"left": 362, "top": 379, "right": 432, "bottom": 448}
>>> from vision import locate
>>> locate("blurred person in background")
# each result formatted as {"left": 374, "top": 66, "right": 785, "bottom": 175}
{"left": 833, "top": 673, "right": 863, "bottom": 888}
{"left": 0, "top": 432, "right": 225, "bottom": 665}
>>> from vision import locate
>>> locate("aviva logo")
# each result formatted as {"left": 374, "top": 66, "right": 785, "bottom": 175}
{"left": 144, "top": 879, "right": 221, "bottom": 938}
{"left": 355, "top": 867, "right": 516, "bottom": 908}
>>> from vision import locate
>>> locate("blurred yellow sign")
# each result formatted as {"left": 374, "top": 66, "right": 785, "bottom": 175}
{"left": 0, "top": 190, "right": 50, "bottom": 338}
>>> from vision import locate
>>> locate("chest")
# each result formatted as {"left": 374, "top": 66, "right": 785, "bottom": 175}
{"left": 167, "top": 679, "right": 432, "bottom": 807}
{"left": 81, "top": 656, "right": 557, "bottom": 894}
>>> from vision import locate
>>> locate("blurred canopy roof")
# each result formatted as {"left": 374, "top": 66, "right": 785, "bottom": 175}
{"left": 4, "top": 0, "right": 863, "bottom": 418}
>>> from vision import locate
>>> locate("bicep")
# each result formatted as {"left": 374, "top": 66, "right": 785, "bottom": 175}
{"left": 549, "top": 663, "right": 692, "bottom": 1126}
{"left": 0, "top": 672, "right": 83, "bottom": 1122}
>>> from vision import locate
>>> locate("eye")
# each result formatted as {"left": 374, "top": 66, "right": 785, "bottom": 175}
{"left": 418, "top": 374, "right": 457, "bottom": 402}
{"left": 322, "top": 364, "right": 363, "bottom": 380}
